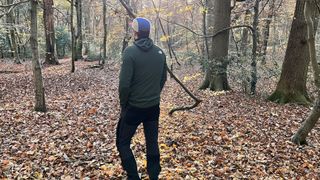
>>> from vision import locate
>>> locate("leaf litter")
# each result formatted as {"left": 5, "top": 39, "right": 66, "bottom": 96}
{"left": 1, "top": 59, "right": 320, "bottom": 179}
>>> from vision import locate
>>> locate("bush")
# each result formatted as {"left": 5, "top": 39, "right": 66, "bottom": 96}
{"left": 56, "top": 25, "right": 71, "bottom": 59}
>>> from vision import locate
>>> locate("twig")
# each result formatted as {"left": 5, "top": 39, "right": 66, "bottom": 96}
{"left": 150, "top": 0, "right": 181, "bottom": 66}
{"left": 0, "top": 0, "right": 30, "bottom": 8}
{"left": 161, "top": 18, "right": 255, "bottom": 39}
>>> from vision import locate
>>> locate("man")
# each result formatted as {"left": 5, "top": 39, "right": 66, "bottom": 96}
{"left": 116, "top": 17, "right": 167, "bottom": 180}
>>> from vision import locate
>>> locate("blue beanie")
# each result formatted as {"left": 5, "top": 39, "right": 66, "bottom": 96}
{"left": 132, "top": 17, "right": 151, "bottom": 38}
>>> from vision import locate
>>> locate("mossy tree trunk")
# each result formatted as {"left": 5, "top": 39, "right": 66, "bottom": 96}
{"left": 199, "top": 0, "right": 231, "bottom": 91}
{"left": 268, "top": 0, "right": 310, "bottom": 104}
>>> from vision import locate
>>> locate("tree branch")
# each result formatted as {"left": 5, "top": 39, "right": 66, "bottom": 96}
{"left": 118, "top": 0, "right": 135, "bottom": 19}
{"left": 150, "top": 0, "right": 181, "bottom": 66}
{"left": 0, "top": 0, "right": 30, "bottom": 8}
{"left": 118, "top": 0, "right": 201, "bottom": 115}
{"left": 161, "top": 18, "right": 254, "bottom": 39}
{"left": 0, "top": 0, "right": 30, "bottom": 18}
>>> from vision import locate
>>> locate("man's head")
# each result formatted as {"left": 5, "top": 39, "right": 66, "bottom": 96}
{"left": 132, "top": 17, "right": 151, "bottom": 40}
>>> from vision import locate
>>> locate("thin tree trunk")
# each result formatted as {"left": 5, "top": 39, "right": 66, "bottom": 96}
{"left": 261, "top": 0, "right": 275, "bottom": 64}
{"left": 240, "top": 10, "right": 251, "bottom": 56}
{"left": 71, "top": 0, "right": 76, "bottom": 72}
{"left": 75, "top": 0, "right": 83, "bottom": 60}
{"left": 31, "top": 0, "right": 46, "bottom": 112}
{"left": 250, "top": 0, "right": 260, "bottom": 95}
{"left": 268, "top": 0, "right": 310, "bottom": 104}
{"left": 202, "top": 0, "right": 209, "bottom": 65}
{"left": 83, "top": 0, "right": 91, "bottom": 56}
{"left": 102, "top": 0, "right": 107, "bottom": 66}
{"left": 122, "top": 0, "right": 131, "bottom": 52}
{"left": 6, "top": 0, "right": 20, "bottom": 64}
{"left": 43, "top": 0, "right": 59, "bottom": 65}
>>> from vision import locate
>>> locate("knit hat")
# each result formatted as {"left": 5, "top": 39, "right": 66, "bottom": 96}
{"left": 132, "top": 17, "right": 151, "bottom": 39}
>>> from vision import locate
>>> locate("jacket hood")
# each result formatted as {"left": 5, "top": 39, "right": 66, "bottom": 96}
{"left": 134, "top": 38, "right": 154, "bottom": 52}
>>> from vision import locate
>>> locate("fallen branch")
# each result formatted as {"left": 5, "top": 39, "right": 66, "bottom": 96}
{"left": 118, "top": 0, "right": 201, "bottom": 115}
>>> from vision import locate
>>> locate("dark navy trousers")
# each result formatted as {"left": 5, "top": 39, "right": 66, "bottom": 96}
{"left": 116, "top": 104, "right": 161, "bottom": 179}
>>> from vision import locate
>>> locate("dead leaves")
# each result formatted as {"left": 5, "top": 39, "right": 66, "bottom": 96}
{"left": 1, "top": 59, "right": 320, "bottom": 178}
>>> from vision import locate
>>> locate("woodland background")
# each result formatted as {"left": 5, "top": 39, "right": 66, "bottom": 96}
{"left": 2, "top": 0, "right": 320, "bottom": 179}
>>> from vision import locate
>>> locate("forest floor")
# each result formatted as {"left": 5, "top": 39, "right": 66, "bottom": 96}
{"left": 1, "top": 59, "right": 320, "bottom": 179}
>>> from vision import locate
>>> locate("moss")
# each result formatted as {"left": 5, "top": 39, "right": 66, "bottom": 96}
{"left": 268, "top": 90, "right": 311, "bottom": 105}
{"left": 291, "top": 134, "right": 308, "bottom": 146}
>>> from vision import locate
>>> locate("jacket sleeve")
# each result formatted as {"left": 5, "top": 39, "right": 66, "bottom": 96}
{"left": 160, "top": 57, "right": 167, "bottom": 91}
{"left": 119, "top": 50, "right": 134, "bottom": 108}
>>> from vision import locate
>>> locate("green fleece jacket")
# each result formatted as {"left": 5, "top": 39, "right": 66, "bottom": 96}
{"left": 119, "top": 38, "right": 167, "bottom": 108}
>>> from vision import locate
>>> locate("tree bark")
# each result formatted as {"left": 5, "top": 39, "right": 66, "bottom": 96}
{"left": 250, "top": 0, "right": 260, "bottom": 95}
{"left": 200, "top": 0, "right": 231, "bottom": 91}
{"left": 83, "top": 0, "right": 92, "bottom": 56}
{"left": 30, "top": 0, "right": 47, "bottom": 112}
{"left": 292, "top": 0, "right": 320, "bottom": 145}
{"left": 102, "top": 0, "right": 107, "bottom": 65}
{"left": 122, "top": 0, "right": 131, "bottom": 52}
{"left": 261, "top": 0, "right": 275, "bottom": 64}
{"left": 71, "top": 0, "right": 76, "bottom": 72}
{"left": 75, "top": 0, "right": 83, "bottom": 60}
{"left": 268, "top": 0, "right": 310, "bottom": 104}
{"left": 43, "top": 0, "right": 59, "bottom": 65}
{"left": 6, "top": 0, "right": 20, "bottom": 64}
{"left": 240, "top": 10, "right": 251, "bottom": 57}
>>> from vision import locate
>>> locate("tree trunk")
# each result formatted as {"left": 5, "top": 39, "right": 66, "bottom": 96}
{"left": 102, "top": 0, "right": 107, "bottom": 66}
{"left": 250, "top": 0, "right": 260, "bottom": 95}
{"left": 292, "top": 0, "right": 320, "bottom": 145}
{"left": 240, "top": 10, "right": 251, "bottom": 56}
{"left": 30, "top": 0, "right": 47, "bottom": 112}
{"left": 268, "top": 0, "right": 310, "bottom": 104}
{"left": 71, "top": 0, "right": 76, "bottom": 72}
{"left": 6, "top": 0, "right": 20, "bottom": 64}
{"left": 202, "top": 0, "right": 209, "bottom": 63}
{"left": 122, "top": 0, "right": 131, "bottom": 52}
{"left": 261, "top": 0, "right": 275, "bottom": 64}
{"left": 43, "top": 0, "right": 59, "bottom": 65}
{"left": 200, "top": 0, "right": 231, "bottom": 91}
{"left": 75, "top": 0, "right": 83, "bottom": 60}
{"left": 83, "top": 0, "right": 92, "bottom": 56}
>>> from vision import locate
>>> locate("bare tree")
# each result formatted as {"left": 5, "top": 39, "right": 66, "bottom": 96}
{"left": 70, "top": 0, "right": 76, "bottom": 72}
{"left": 30, "top": 0, "right": 46, "bottom": 112}
{"left": 102, "top": 0, "right": 107, "bottom": 66}
{"left": 6, "top": 0, "right": 20, "bottom": 64}
{"left": 268, "top": 0, "right": 310, "bottom": 104}
{"left": 75, "top": 0, "right": 83, "bottom": 60}
{"left": 43, "top": 0, "right": 59, "bottom": 65}
{"left": 121, "top": 0, "right": 131, "bottom": 52}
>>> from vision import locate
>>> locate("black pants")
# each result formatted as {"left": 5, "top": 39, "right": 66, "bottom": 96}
{"left": 116, "top": 104, "right": 161, "bottom": 180}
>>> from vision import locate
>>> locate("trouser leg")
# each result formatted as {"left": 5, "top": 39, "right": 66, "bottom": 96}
{"left": 143, "top": 106, "right": 161, "bottom": 179}
{"left": 116, "top": 109, "right": 140, "bottom": 179}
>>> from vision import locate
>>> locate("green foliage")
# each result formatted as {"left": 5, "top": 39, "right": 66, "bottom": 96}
{"left": 107, "top": 39, "right": 122, "bottom": 61}
{"left": 56, "top": 25, "right": 71, "bottom": 58}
